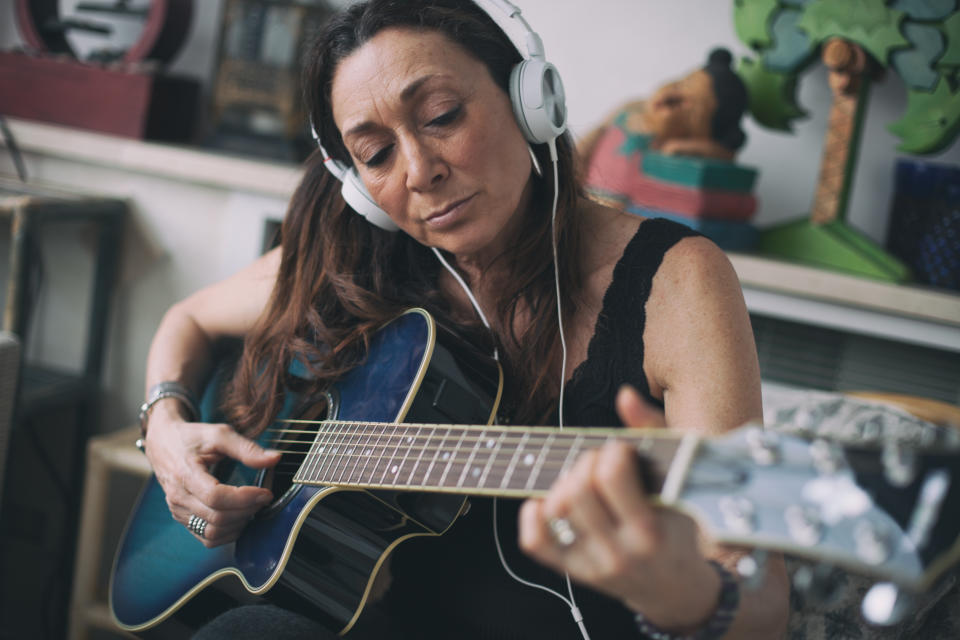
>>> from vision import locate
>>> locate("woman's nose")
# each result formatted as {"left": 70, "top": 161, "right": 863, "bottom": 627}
{"left": 402, "top": 138, "right": 448, "bottom": 191}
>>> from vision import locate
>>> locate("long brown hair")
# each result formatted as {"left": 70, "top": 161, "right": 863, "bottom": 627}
{"left": 227, "top": 0, "right": 584, "bottom": 434}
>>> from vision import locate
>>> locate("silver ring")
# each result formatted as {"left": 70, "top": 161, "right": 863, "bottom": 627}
{"left": 187, "top": 514, "right": 208, "bottom": 539}
{"left": 548, "top": 517, "right": 577, "bottom": 548}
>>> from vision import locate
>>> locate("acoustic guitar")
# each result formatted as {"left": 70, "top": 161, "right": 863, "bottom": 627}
{"left": 110, "top": 308, "right": 960, "bottom": 636}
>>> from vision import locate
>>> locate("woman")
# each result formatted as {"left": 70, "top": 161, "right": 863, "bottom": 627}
{"left": 140, "top": 1, "right": 789, "bottom": 637}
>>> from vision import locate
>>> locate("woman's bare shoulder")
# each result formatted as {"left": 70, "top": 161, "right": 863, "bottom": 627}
{"left": 656, "top": 233, "right": 737, "bottom": 294}
{"left": 578, "top": 199, "right": 644, "bottom": 275}
{"left": 644, "top": 235, "right": 761, "bottom": 430}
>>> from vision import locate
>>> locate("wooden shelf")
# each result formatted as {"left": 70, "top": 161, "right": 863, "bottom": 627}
{"left": 6, "top": 117, "right": 958, "bottom": 352}
{"left": 729, "top": 252, "right": 960, "bottom": 353}
{"left": 3, "top": 118, "right": 302, "bottom": 198}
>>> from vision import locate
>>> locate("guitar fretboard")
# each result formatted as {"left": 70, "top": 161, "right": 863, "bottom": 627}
{"left": 290, "top": 421, "right": 681, "bottom": 497}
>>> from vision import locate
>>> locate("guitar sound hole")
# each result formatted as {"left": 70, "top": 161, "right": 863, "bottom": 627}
{"left": 256, "top": 417, "right": 323, "bottom": 516}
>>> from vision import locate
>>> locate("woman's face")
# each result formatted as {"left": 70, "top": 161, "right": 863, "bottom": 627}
{"left": 330, "top": 27, "right": 533, "bottom": 262}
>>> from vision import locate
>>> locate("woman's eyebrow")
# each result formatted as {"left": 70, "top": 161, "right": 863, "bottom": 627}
{"left": 343, "top": 74, "right": 452, "bottom": 140}
{"left": 400, "top": 74, "right": 441, "bottom": 102}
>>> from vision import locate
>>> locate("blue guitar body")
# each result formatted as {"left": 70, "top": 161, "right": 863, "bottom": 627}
{"left": 110, "top": 309, "right": 502, "bottom": 636}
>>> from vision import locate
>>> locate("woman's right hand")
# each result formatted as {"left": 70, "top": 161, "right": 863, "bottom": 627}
{"left": 144, "top": 399, "right": 282, "bottom": 548}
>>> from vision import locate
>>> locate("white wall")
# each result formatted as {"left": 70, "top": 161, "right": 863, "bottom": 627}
{"left": 6, "top": 0, "right": 957, "bottom": 235}
{"left": 0, "top": 150, "right": 290, "bottom": 432}
{"left": 519, "top": 1, "right": 960, "bottom": 241}
{"left": 1, "top": 0, "right": 958, "bottom": 431}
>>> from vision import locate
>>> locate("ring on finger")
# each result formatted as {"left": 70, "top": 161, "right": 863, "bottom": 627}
{"left": 547, "top": 516, "right": 577, "bottom": 548}
{"left": 187, "top": 513, "right": 209, "bottom": 539}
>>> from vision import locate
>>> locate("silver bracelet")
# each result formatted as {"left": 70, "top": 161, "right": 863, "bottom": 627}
{"left": 136, "top": 381, "right": 199, "bottom": 452}
{"left": 634, "top": 561, "right": 740, "bottom": 640}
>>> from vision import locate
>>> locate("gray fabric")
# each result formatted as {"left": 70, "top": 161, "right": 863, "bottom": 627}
{"left": 0, "top": 331, "right": 20, "bottom": 506}
{"left": 192, "top": 604, "right": 339, "bottom": 640}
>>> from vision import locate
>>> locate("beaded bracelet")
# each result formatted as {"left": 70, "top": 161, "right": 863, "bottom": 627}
{"left": 136, "top": 381, "right": 199, "bottom": 452}
{"left": 634, "top": 560, "right": 740, "bottom": 640}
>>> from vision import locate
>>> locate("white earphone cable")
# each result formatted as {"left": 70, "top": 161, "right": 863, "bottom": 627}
{"left": 430, "top": 139, "right": 588, "bottom": 640}
{"left": 547, "top": 140, "right": 568, "bottom": 432}
{"left": 492, "top": 139, "right": 590, "bottom": 640}
{"left": 431, "top": 246, "right": 499, "bottom": 362}
{"left": 547, "top": 138, "right": 589, "bottom": 640}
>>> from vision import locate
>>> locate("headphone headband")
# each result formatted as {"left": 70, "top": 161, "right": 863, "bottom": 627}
{"left": 472, "top": 0, "right": 545, "bottom": 60}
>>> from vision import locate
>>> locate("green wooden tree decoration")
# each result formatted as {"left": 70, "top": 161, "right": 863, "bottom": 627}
{"left": 733, "top": 0, "right": 960, "bottom": 282}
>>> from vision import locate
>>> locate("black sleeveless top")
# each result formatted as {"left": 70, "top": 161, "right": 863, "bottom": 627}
{"left": 378, "top": 218, "right": 700, "bottom": 640}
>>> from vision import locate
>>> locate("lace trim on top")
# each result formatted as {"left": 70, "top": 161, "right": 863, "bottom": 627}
{"left": 563, "top": 217, "right": 699, "bottom": 427}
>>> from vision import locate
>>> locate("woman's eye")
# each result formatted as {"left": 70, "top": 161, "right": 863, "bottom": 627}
{"left": 363, "top": 145, "right": 393, "bottom": 167}
{"left": 428, "top": 106, "right": 462, "bottom": 127}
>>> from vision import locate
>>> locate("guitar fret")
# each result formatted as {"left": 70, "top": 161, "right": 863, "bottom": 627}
{"left": 508, "top": 433, "right": 547, "bottom": 491}
{"left": 370, "top": 423, "right": 395, "bottom": 485}
{"left": 456, "top": 428, "right": 487, "bottom": 489}
{"left": 378, "top": 424, "right": 406, "bottom": 486}
{"left": 304, "top": 421, "right": 336, "bottom": 483}
{"left": 401, "top": 425, "right": 426, "bottom": 487}
{"left": 501, "top": 431, "right": 530, "bottom": 491}
{"left": 405, "top": 428, "right": 431, "bottom": 487}
{"left": 308, "top": 422, "right": 336, "bottom": 482}
{"left": 478, "top": 430, "right": 507, "bottom": 489}
{"left": 558, "top": 433, "right": 584, "bottom": 478}
{"left": 342, "top": 423, "right": 369, "bottom": 485}
{"left": 294, "top": 421, "right": 321, "bottom": 483}
{"left": 348, "top": 423, "right": 377, "bottom": 485}
{"left": 391, "top": 425, "right": 418, "bottom": 487}
{"left": 357, "top": 423, "right": 387, "bottom": 485}
{"left": 541, "top": 435, "right": 576, "bottom": 489}
{"left": 421, "top": 427, "right": 452, "bottom": 488}
{"left": 319, "top": 422, "right": 353, "bottom": 484}
{"left": 334, "top": 422, "right": 362, "bottom": 485}
{"left": 526, "top": 433, "right": 555, "bottom": 491}
{"left": 439, "top": 428, "right": 468, "bottom": 488}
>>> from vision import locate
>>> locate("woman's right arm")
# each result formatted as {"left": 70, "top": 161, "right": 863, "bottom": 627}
{"left": 142, "top": 247, "right": 283, "bottom": 548}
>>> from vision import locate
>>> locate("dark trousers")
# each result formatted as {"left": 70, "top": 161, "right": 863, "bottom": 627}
{"left": 192, "top": 603, "right": 407, "bottom": 640}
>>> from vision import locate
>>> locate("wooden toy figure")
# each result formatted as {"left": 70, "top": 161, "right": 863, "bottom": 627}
{"left": 581, "top": 48, "right": 749, "bottom": 163}
{"left": 735, "top": 0, "right": 960, "bottom": 282}
{"left": 580, "top": 49, "right": 762, "bottom": 252}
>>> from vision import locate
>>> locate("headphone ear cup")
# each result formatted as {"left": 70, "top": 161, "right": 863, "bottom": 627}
{"left": 340, "top": 169, "right": 399, "bottom": 232}
{"left": 509, "top": 59, "right": 567, "bottom": 144}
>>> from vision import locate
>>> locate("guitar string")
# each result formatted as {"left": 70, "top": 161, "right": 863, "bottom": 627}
{"left": 261, "top": 442, "right": 636, "bottom": 469}
{"left": 262, "top": 445, "right": 606, "bottom": 475}
{"left": 259, "top": 427, "right": 669, "bottom": 483}
{"left": 263, "top": 425, "right": 670, "bottom": 445}
{"left": 259, "top": 435, "right": 665, "bottom": 461}
{"left": 269, "top": 421, "right": 677, "bottom": 442}
{"left": 258, "top": 433, "right": 662, "bottom": 465}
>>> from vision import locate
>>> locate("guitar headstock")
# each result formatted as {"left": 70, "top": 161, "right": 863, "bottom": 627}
{"left": 671, "top": 423, "right": 960, "bottom": 595}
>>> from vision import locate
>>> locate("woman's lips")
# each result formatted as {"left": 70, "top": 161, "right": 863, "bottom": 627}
{"left": 425, "top": 194, "right": 476, "bottom": 228}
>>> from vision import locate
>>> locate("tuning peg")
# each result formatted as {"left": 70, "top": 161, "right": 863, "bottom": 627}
{"left": 854, "top": 520, "right": 892, "bottom": 565}
{"left": 785, "top": 504, "right": 823, "bottom": 546}
{"left": 792, "top": 563, "right": 844, "bottom": 607}
{"left": 745, "top": 426, "right": 780, "bottom": 465}
{"left": 718, "top": 495, "right": 756, "bottom": 534}
{"left": 735, "top": 550, "right": 767, "bottom": 590}
{"left": 861, "top": 582, "right": 915, "bottom": 626}
{"left": 882, "top": 438, "right": 917, "bottom": 488}
{"left": 809, "top": 438, "right": 845, "bottom": 475}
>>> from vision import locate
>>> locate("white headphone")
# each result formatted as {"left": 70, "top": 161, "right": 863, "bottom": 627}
{"left": 312, "top": 0, "right": 568, "bottom": 232}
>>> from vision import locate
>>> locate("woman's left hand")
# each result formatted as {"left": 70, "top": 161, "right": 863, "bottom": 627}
{"left": 518, "top": 385, "right": 722, "bottom": 632}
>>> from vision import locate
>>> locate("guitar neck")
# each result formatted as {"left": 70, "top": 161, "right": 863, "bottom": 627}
{"left": 290, "top": 421, "right": 685, "bottom": 498}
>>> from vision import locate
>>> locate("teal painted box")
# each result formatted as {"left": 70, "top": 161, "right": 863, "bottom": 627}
{"left": 642, "top": 153, "right": 758, "bottom": 193}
